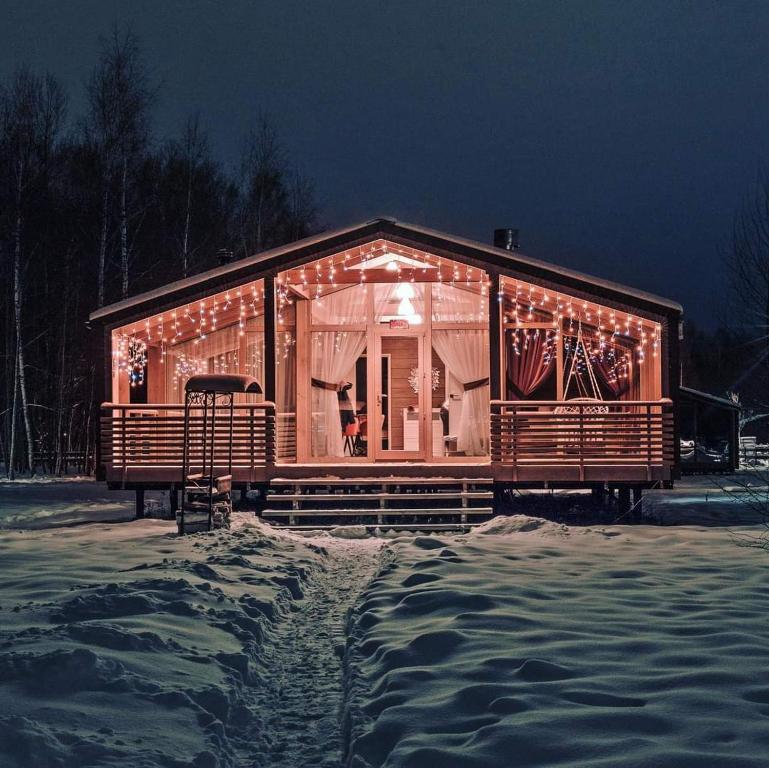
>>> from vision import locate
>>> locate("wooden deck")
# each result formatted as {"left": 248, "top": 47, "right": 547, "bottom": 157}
{"left": 99, "top": 400, "right": 675, "bottom": 489}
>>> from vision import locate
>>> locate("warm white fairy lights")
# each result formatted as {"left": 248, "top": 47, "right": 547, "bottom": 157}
{"left": 501, "top": 277, "right": 659, "bottom": 367}
{"left": 111, "top": 244, "right": 662, "bottom": 402}
{"left": 112, "top": 335, "right": 148, "bottom": 387}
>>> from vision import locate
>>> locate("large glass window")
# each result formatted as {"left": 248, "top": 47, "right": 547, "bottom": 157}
{"left": 374, "top": 283, "right": 425, "bottom": 324}
{"left": 276, "top": 299, "right": 296, "bottom": 461}
{"left": 432, "top": 329, "right": 490, "bottom": 456}
{"left": 431, "top": 282, "right": 487, "bottom": 323}
{"left": 310, "top": 330, "right": 367, "bottom": 458}
{"left": 500, "top": 276, "right": 662, "bottom": 402}
{"left": 111, "top": 279, "right": 265, "bottom": 404}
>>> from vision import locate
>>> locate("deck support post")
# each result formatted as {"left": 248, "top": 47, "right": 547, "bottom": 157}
{"left": 617, "top": 486, "right": 631, "bottom": 517}
{"left": 591, "top": 484, "right": 606, "bottom": 507}
{"left": 169, "top": 487, "right": 178, "bottom": 516}
{"left": 632, "top": 487, "right": 644, "bottom": 521}
{"left": 135, "top": 489, "right": 145, "bottom": 519}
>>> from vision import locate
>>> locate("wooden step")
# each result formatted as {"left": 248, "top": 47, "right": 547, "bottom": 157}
{"left": 261, "top": 506, "right": 493, "bottom": 519}
{"left": 266, "top": 522, "right": 479, "bottom": 532}
{"left": 269, "top": 476, "right": 493, "bottom": 487}
{"left": 266, "top": 491, "right": 493, "bottom": 502}
{"left": 262, "top": 476, "right": 496, "bottom": 525}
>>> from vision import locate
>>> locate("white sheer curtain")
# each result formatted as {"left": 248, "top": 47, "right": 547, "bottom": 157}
{"left": 373, "top": 283, "right": 425, "bottom": 322}
{"left": 312, "top": 285, "right": 363, "bottom": 324}
{"left": 311, "top": 330, "right": 366, "bottom": 457}
{"left": 165, "top": 325, "right": 241, "bottom": 402}
{"left": 432, "top": 330, "right": 490, "bottom": 456}
{"left": 310, "top": 287, "right": 368, "bottom": 457}
{"left": 431, "top": 283, "right": 486, "bottom": 323}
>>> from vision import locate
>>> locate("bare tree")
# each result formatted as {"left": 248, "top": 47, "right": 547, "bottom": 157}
{"left": 86, "top": 27, "right": 151, "bottom": 302}
{"left": 239, "top": 115, "right": 286, "bottom": 254}
{"left": 0, "top": 31, "right": 320, "bottom": 480}
{"left": 287, "top": 169, "right": 318, "bottom": 242}
{"left": 725, "top": 172, "right": 769, "bottom": 428}
{"left": 1, "top": 67, "right": 66, "bottom": 477}
{"left": 729, "top": 173, "right": 769, "bottom": 341}
{"left": 177, "top": 114, "right": 207, "bottom": 277}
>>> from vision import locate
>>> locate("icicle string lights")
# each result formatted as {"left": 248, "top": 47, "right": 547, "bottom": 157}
{"left": 112, "top": 336, "right": 148, "bottom": 387}
{"left": 112, "top": 246, "right": 661, "bottom": 388}
{"left": 501, "top": 277, "right": 660, "bottom": 365}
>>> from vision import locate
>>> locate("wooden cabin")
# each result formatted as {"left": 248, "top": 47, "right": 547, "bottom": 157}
{"left": 89, "top": 218, "right": 681, "bottom": 523}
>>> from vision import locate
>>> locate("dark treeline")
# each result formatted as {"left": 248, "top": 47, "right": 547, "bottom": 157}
{"left": 0, "top": 29, "right": 318, "bottom": 478}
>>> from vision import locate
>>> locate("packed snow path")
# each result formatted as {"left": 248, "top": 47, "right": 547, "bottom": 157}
{"left": 247, "top": 535, "right": 385, "bottom": 768}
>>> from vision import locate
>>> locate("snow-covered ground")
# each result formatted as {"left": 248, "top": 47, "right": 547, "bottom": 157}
{"left": 345, "top": 517, "right": 769, "bottom": 767}
{"left": 0, "top": 477, "right": 160, "bottom": 529}
{"left": 1, "top": 479, "right": 769, "bottom": 767}
{"left": 643, "top": 475, "right": 769, "bottom": 526}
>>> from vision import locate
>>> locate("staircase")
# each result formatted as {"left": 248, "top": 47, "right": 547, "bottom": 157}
{"left": 261, "top": 476, "right": 495, "bottom": 530}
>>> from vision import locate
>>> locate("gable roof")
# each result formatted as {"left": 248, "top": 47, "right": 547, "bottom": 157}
{"left": 89, "top": 217, "right": 683, "bottom": 326}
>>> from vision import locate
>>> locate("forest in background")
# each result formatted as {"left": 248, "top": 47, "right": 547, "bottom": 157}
{"left": 0, "top": 29, "right": 318, "bottom": 477}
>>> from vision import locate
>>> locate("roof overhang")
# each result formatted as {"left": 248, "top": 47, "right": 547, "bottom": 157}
{"left": 89, "top": 217, "right": 683, "bottom": 327}
{"left": 680, "top": 386, "right": 740, "bottom": 410}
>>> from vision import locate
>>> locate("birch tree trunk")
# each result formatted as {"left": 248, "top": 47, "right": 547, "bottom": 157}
{"left": 8, "top": 350, "right": 18, "bottom": 481}
{"left": 97, "top": 185, "right": 109, "bottom": 307}
{"left": 54, "top": 296, "right": 68, "bottom": 475}
{"left": 13, "top": 161, "right": 35, "bottom": 476}
{"left": 120, "top": 154, "right": 129, "bottom": 298}
{"left": 182, "top": 160, "right": 192, "bottom": 278}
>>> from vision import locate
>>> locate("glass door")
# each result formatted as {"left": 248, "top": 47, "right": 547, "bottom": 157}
{"left": 371, "top": 332, "right": 426, "bottom": 460}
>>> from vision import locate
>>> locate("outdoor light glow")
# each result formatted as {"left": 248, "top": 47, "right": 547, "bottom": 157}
{"left": 396, "top": 282, "right": 415, "bottom": 299}
{"left": 398, "top": 297, "right": 415, "bottom": 316}
{"left": 386, "top": 259, "right": 399, "bottom": 272}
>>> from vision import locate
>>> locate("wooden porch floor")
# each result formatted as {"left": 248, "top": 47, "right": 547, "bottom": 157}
{"left": 105, "top": 459, "right": 670, "bottom": 489}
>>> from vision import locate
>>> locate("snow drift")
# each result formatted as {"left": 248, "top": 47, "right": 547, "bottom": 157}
{"left": 343, "top": 519, "right": 769, "bottom": 767}
{"left": 0, "top": 515, "right": 323, "bottom": 768}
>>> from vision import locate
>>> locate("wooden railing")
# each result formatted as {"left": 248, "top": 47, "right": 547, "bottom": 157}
{"left": 490, "top": 399, "right": 675, "bottom": 480}
{"left": 277, "top": 411, "right": 297, "bottom": 460}
{"left": 739, "top": 445, "right": 769, "bottom": 467}
{"left": 100, "top": 402, "right": 276, "bottom": 481}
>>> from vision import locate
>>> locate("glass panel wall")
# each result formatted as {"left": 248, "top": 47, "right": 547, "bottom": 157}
{"left": 432, "top": 329, "right": 490, "bottom": 456}
{"left": 310, "top": 330, "right": 367, "bottom": 458}
{"left": 276, "top": 298, "right": 296, "bottom": 461}
{"left": 374, "top": 283, "right": 425, "bottom": 324}
{"left": 431, "top": 282, "right": 487, "bottom": 323}
{"left": 500, "top": 276, "right": 662, "bottom": 402}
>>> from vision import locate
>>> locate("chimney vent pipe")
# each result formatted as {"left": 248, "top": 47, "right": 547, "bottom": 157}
{"left": 494, "top": 228, "right": 519, "bottom": 251}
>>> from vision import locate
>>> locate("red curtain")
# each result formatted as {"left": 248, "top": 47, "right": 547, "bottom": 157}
{"left": 506, "top": 330, "right": 555, "bottom": 398}
{"left": 593, "top": 353, "right": 631, "bottom": 397}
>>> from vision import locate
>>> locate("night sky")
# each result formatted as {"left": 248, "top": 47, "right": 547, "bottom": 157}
{"left": 4, "top": 1, "right": 769, "bottom": 325}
